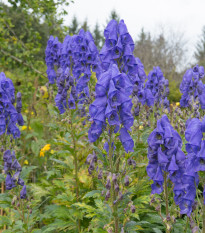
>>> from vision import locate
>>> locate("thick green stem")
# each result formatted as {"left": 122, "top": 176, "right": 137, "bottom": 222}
{"left": 70, "top": 111, "right": 80, "bottom": 232}
{"left": 108, "top": 129, "right": 119, "bottom": 233}
{"left": 203, "top": 204, "right": 205, "bottom": 233}
{"left": 184, "top": 217, "right": 189, "bottom": 233}
{"left": 164, "top": 173, "right": 170, "bottom": 233}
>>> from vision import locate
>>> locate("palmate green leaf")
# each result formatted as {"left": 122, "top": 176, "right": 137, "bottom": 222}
{"left": 72, "top": 202, "right": 96, "bottom": 218}
{"left": 0, "top": 193, "right": 12, "bottom": 208}
{"left": 0, "top": 216, "right": 12, "bottom": 227}
{"left": 153, "top": 228, "right": 163, "bottom": 233}
{"left": 21, "top": 166, "right": 37, "bottom": 180}
{"left": 125, "top": 221, "right": 138, "bottom": 232}
{"left": 83, "top": 190, "right": 101, "bottom": 199}
{"left": 42, "top": 219, "right": 76, "bottom": 233}
{"left": 31, "top": 230, "right": 43, "bottom": 233}
{"left": 30, "top": 120, "right": 44, "bottom": 138}
{"left": 53, "top": 192, "right": 74, "bottom": 204}
{"left": 50, "top": 158, "right": 70, "bottom": 168}
{"left": 30, "top": 184, "right": 50, "bottom": 198}
{"left": 44, "top": 204, "right": 73, "bottom": 220}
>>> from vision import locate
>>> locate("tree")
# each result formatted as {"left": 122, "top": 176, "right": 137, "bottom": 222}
{"left": 81, "top": 18, "right": 89, "bottom": 32}
{"left": 0, "top": 0, "right": 71, "bottom": 76}
{"left": 93, "top": 22, "right": 104, "bottom": 49}
{"left": 194, "top": 26, "right": 205, "bottom": 67}
{"left": 134, "top": 27, "right": 186, "bottom": 80}
{"left": 107, "top": 9, "right": 120, "bottom": 23}
{"left": 68, "top": 15, "right": 80, "bottom": 35}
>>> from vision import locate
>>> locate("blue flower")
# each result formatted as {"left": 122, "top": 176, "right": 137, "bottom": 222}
{"left": 20, "top": 185, "right": 27, "bottom": 199}
{"left": 119, "top": 128, "right": 134, "bottom": 153}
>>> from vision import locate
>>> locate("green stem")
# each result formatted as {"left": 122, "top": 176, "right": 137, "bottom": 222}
{"left": 164, "top": 173, "right": 170, "bottom": 233}
{"left": 70, "top": 110, "right": 80, "bottom": 232}
{"left": 184, "top": 217, "right": 189, "bottom": 233}
{"left": 108, "top": 129, "right": 119, "bottom": 233}
{"left": 203, "top": 204, "right": 205, "bottom": 233}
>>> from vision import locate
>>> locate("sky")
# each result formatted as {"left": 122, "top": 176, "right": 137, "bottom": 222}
{"left": 64, "top": 0, "right": 205, "bottom": 66}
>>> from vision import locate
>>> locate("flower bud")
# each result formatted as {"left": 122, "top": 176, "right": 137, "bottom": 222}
{"left": 131, "top": 205, "right": 136, "bottom": 213}
{"left": 11, "top": 200, "right": 15, "bottom": 205}
{"left": 166, "top": 213, "right": 171, "bottom": 221}
{"left": 101, "top": 190, "right": 105, "bottom": 196}
{"left": 98, "top": 169, "right": 103, "bottom": 179}
{"left": 171, "top": 215, "right": 176, "bottom": 223}
{"left": 127, "top": 158, "right": 132, "bottom": 165}
{"left": 112, "top": 174, "right": 117, "bottom": 184}
{"left": 89, "top": 160, "right": 95, "bottom": 171}
{"left": 113, "top": 200, "right": 117, "bottom": 205}
{"left": 86, "top": 154, "right": 93, "bottom": 164}
{"left": 17, "top": 202, "right": 20, "bottom": 207}
{"left": 155, "top": 205, "right": 160, "bottom": 211}
{"left": 93, "top": 152, "right": 98, "bottom": 163}
{"left": 192, "top": 226, "right": 199, "bottom": 233}
{"left": 132, "top": 160, "right": 136, "bottom": 169}
{"left": 192, "top": 201, "right": 198, "bottom": 211}
{"left": 106, "top": 179, "right": 111, "bottom": 190}
{"left": 114, "top": 184, "right": 119, "bottom": 193}
{"left": 27, "top": 205, "right": 30, "bottom": 209}
{"left": 105, "top": 190, "right": 110, "bottom": 201}
{"left": 180, "top": 129, "right": 184, "bottom": 135}
{"left": 120, "top": 227, "right": 124, "bottom": 233}
{"left": 150, "top": 196, "right": 155, "bottom": 204}
{"left": 124, "top": 175, "right": 129, "bottom": 186}
{"left": 29, "top": 209, "right": 32, "bottom": 214}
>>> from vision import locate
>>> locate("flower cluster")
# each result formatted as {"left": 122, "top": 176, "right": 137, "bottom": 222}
{"left": 180, "top": 65, "right": 205, "bottom": 108}
{"left": 144, "top": 67, "right": 169, "bottom": 108}
{"left": 100, "top": 20, "right": 146, "bottom": 87}
{"left": 88, "top": 64, "right": 134, "bottom": 153}
{"left": 0, "top": 72, "right": 24, "bottom": 139}
{"left": 45, "top": 36, "right": 61, "bottom": 84}
{"left": 3, "top": 150, "right": 26, "bottom": 199}
{"left": 45, "top": 29, "right": 101, "bottom": 114}
{"left": 39, "top": 144, "right": 51, "bottom": 157}
{"left": 147, "top": 115, "right": 186, "bottom": 199}
{"left": 179, "top": 117, "right": 205, "bottom": 215}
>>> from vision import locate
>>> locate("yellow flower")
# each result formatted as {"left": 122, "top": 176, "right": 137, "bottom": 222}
{"left": 25, "top": 110, "right": 29, "bottom": 113}
{"left": 21, "top": 126, "right": 31, "bottom": 131}
{"left": 50, "top": 150, "right": 55, "bottom": 154}
{"left": 42, "top": 144, "right": 51, "bottom": 152}
{"left": 176, "top": 102, "right": 180, "bottom": 107}
{"left": 39, "top": 144, "right": 51, "bottom": 157}
{"left": 24, "top": 160, "right": 29, "bottom": 165}
{"left": 139, "top": 125, "right": 144, "bottom": 130}
{"left": 39, "top": 150, "right": 45, "bottom": 157}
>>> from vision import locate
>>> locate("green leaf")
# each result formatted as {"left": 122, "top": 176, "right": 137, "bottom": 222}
{"left": 83, "top": 190, "right": 101, "bottom": 199}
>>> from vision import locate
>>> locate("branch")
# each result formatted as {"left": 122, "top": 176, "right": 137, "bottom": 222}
{"left": 0, "top": 48, "right": 47, "bottom": 78}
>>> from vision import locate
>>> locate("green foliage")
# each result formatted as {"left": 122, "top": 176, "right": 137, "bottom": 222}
{"left": 168, "top": 81, "right": 182, "bottom": 102}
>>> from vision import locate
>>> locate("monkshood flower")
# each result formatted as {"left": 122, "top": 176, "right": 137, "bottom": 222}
{"left": 88, "top": 64, "right": 134, "bottom": 152}
{"left": 3, "top": 150, "right": 26, "bottom": 199}
{"left": 0, "top": 72, "right": 24, "bottom": 139}
{"left": 146, "top": 115, "right": 185, "bottom": 197}
{"left": 174, "top": 117, "right": 205, "bottom": 216}
{"left": 180, "top": 65, "right": 205, "bottom": 109}
{"left": 45, "top": 36, "right": 61, "bottom": 84}
{"left": 145, "top": 67, "right": 169, "bottom": 107}
{"left": 100, "top": 20, "right": 146, "bottom": 90}
{"left": 45, "top": 29, "right": 102, "bottom": 114}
